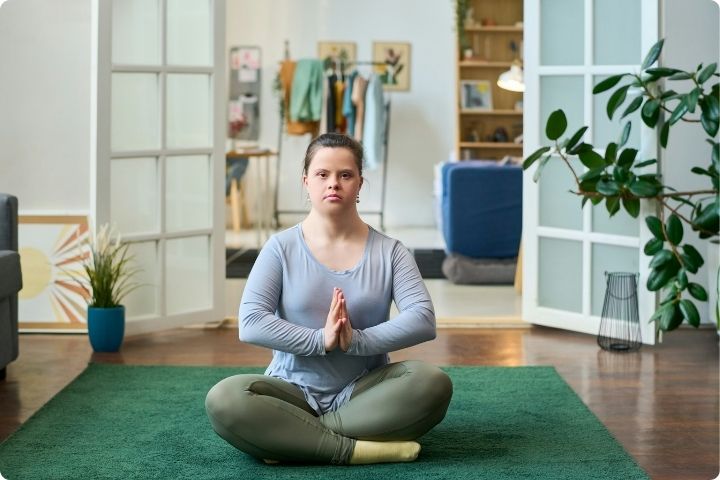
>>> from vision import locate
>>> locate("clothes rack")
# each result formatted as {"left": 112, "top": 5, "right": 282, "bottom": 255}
{"left": 272, "top": 51, "right": 392, "bottom": 231}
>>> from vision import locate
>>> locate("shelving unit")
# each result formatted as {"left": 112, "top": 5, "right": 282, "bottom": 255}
{"left": 455, "top": 0, "right": 523, "bottom": 161}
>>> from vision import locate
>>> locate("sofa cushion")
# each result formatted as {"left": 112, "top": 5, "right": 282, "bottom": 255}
{"left": 0, "top": 251, "right": 22, "bottom": 298}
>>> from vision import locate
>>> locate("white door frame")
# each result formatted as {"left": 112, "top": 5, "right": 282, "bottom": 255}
{"left": 522, "top": 0, "right": 659, "bottom": 344}
{"left": 91, "top": 0, "right": 226, "bottom": 335}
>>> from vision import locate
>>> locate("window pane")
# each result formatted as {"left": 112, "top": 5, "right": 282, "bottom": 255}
{"left": 124, "top": 241, "right": 158, "bottom": 317}
{"left": 539, "top": 157, "right": 583, "bottom": 230}
{"left": 594, "top": 0, "right": 641, "bottom": 65}
{"left": 111, "top": 73, "right": 160, "bottom": 151}
{"left": 111, "top": 157, "right": 158, "bottom": 234}
{"left": 593, "top": 76, "right": 641, "bottom": 148}
{"left": 166, "top": 74, "right": 211, "bottom": 149}
{"left": 541, "top": 0, "right": 584, "bottom": 65}
{"left": 166, "top": 155, "right": 211, "bottom": 232}
{"left": 539, "top": 237, "right": 583, "bottom": 313}
{"left": 166, "top": 0, "right": 212, "bottom": 66}
{"left": 592, "top": 202, "right": 639, "bottom": 237}
{"left": 112, "top": 0, "right": 160, "bottom": 65}
{"left": 591, "top": 244, "right": 639, "bottom": 316}
{"left": 540, "top": 76, "right": 584, "bottom": 147}
{"left": 166, "top": 236, "right": 210, "bottom": 314}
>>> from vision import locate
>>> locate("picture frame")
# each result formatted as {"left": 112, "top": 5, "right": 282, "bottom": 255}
{"left": 372, "top": 41, "right": 411, "bottom": 91}
{"left": 317, "top": 41, "right": 357, "bottom": 70}
{"left": 18, "top": 215, "right": 91, "bottom": 332}
{"left": 460, "top": 79, "right": 493, "bottom": 111}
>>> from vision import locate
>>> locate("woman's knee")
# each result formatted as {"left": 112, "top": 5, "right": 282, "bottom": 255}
{"left": 403, "top": 361, "right": 453, "bottom": 407}
{"left": 205, "top": 374, "right": 258, "bottom": 426}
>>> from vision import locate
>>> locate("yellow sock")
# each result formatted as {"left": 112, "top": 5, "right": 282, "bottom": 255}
{"left": 349, "top": 440, "right": 421, "bottom": 465}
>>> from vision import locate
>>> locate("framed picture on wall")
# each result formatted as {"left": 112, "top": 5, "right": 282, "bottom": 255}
{"left": 372, "top": 41, "right": 411, "bottom": 91}
{"left": 317, "top": 41, "right": 357, "bottom": 71}
{"left": 460, "top": 80, "right": 493, "bottom": 111}
{"left": 18, "top": 215, "right": 91, "bottom": 332}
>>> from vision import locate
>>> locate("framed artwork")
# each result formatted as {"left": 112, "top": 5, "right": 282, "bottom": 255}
{"left": 372, "top": 42, "right": 411, "bottom": 91}
{"left": 317, "top": 41, "right": 357, "bottom": 70}
{"left": 460, "top": 80, "right": 493, "bottom": 111}
{"left": 18, "top": 215, "right": 91, "bottom": 332}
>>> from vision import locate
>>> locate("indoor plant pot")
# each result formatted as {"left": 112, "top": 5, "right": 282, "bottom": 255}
{"left": 88, "top": 305, "right": 125, "bottom": 352}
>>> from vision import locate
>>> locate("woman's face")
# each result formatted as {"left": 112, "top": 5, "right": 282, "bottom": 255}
{"left": 303, "top": 147, "right": 362, "bottom": 212}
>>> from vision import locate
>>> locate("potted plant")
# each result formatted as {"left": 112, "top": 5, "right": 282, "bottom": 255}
{"left": 74, "top": 224, "right": 140, "bottom": 352}
{"left": 524, "top": 39, "right": 719, "bottom": 334}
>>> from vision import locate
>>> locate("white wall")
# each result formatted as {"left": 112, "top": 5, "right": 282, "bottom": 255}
{"left": 663, "top": 0, "right": 719, "bottom": 323}
{"left": 0, "top": 0, "right": 91, "bottom": 213}
{"left": 226, "top": 0, "right": 455, "bottom": 228}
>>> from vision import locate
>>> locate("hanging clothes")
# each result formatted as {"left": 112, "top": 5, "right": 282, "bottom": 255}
{"left": 342, "top": 71, "right": 358, "bottom": 137}
{"left": 279, "top": 60, "right": 319, "bottom": 136}
{"left": 351, "top": 74, "right": 368, "bottom": 141}
{"left": 290, "top": 59, "right": 323, "bottom": 122}
{"left": 334, "top": 79, "right": 346, "bottom": 133}
{"left": 362, "top": 74, "right": 386, "bottom": 170}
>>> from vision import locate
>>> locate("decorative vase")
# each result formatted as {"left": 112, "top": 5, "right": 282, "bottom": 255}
{"left": 87, "top": 306, "right": 125, "bottom": 352}
{"left": 597, "top": 272, "right": 642, "bottom": 352}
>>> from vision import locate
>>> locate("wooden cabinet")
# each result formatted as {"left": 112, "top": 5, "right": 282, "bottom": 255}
{"left": 455, "top": 0, "right": 523, "bottom": 161}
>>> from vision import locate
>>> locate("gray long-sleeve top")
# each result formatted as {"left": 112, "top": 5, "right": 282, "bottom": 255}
{"left": 238, "top": 224, "right": 436, "bottom": 414}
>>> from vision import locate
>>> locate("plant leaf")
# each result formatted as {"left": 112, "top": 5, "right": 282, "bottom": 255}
{"left": 641, "top": 39, "right": 664, "bottom": 69}
{"left": 619, "top": 122, "right": 632, "bottom": 148}
{"left": 578, "top": 150, "right": 606, "bottom": 169}
{"left": 649, "top": 249, "right": 673, "bottom": 269}
{"left": 629, "top": 178, "right": 661, "bottom": 197}
{"left": 697, "top": 62, "right": 717, "bottom": 84}
{"left": 641, "top": 99, "right": 661, "bottom": 128}
{"left": 669, "top": 97, "right": 689, "bottom": 125}
{"left": 597, "top": 178, "right": 620, "bottom": 196}
{"left": 621, "top": 96, "right": 643, "bottom": 119}
{"left": 634, "top": 159, "right": 657, "bottom": 169}
{"left": 669, "top": 71, "right": 693, "bottom": 80}
{"left": 686, "top": 87, "right": 701, "bottom": 113}
{"left": 546, "top": 110, "right": 568, "bottom": 141}
{"left": 622, "top": 197, "right": 640, "bottom": 218}
{"left": 688, "top": 282, "right": 709, "bottom": 301}
{"left": 644, "top": 237, "right": 663, "bottom": 255}
{"left": 647, "top": 265, "right": 675, "bottom": 292}
{"left": 533, "top": 155, "right": 552, "bottom": 183}
{"left": 604, "top": 143, "right": 618, "bottom": 165}
{"left": 646, "top": 216, "right": 664, "bottom": 239}
{"left": 679, "top": 299, "right": 701, "bottom": 327}
{"left": 682, "top": 244, "right": 705, "bottom": 269}
{"left": 666, "top": 214, "right": 683, "bottom": 245}
{"left": 607, "top": 85, "right": 631, "bottom": 120}
{"left": 565, "top": 126, "right": 589, "bottom": 151}
{"left": 593, "top": 74, "right": 626, "bottom": 94}
{"left": 660, "top": 122, "right": 670, "bottom": 148}
{"left": 606, "top": 196, "right": 621, "bottom": 216}
{"left": 617, "top": 148, "right": 638, "bottom": 168}
{"left": 523, "top": 146, "right": 551, "bottom": 170}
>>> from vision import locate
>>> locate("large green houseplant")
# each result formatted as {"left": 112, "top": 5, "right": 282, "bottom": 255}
{"left": 524, "top": 39, "right": 719, "bottom": 333}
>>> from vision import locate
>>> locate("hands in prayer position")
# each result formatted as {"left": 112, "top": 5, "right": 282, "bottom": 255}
{"left": 324, "top": 287, "right": 353, "bottom": 352}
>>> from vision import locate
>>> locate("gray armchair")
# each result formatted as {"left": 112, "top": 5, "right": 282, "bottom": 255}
{"left": 0, "top": 194, "right": 21, "bottom": 380}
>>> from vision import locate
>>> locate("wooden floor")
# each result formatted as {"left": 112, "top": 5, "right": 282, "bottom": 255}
{"left": 0, "top": 326, "right": 717, "bottom": 479}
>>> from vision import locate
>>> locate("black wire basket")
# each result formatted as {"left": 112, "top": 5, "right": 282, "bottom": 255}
{"left": 597, "top": 272, "right": 642, "bottom": 352}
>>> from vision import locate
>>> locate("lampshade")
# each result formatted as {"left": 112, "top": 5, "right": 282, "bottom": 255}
{"left": 497, "top": 64, "right": 525, "bottom": 92}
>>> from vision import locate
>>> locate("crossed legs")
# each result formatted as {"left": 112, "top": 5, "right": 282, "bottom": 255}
{"left": 205, "top": 360, "right": 453, "bottom": 465}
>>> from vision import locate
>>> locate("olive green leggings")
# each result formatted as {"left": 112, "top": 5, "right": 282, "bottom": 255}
{"left": 205, "top": 360, "right": 453, "bottom": 465}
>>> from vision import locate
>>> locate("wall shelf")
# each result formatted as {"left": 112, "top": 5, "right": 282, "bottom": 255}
{"left": 459, "top": 60, "right": 513, "bottom": 68}
{"left": 465, "top": 26, "right": 523, "bottom": 33}
{"left": 459, "top": 142, "right": 523, "bottom": 149}
{"left": 460, "top": 109, "right": 523, "bottom": 116}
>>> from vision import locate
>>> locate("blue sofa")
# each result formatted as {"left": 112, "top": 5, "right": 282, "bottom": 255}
{"left": 439, "top": 161, "right": 522, "bottom": 284}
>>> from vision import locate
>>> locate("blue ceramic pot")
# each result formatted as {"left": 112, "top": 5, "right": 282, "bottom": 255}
{"left": 87, "top": 306, "right": 125, "bottom": 352}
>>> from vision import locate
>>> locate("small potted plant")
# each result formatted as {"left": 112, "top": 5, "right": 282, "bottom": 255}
{"left": 75, "top": 224, "right": 140, "bottom": 352}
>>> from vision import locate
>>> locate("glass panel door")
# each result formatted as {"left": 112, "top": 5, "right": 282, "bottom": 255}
{"left": 523, "top": 0, "right": 658, "bottom": 344}
{"left": 93, "top": 0, "right": 225, "bottom": 334}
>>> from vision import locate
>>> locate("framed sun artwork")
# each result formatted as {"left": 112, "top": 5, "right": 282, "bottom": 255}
{"left": 18, "top": 215, "right": 91, "bottom": 332}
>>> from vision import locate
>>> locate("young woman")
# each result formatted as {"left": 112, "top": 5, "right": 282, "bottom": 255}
{"left": 205, "top": 133, "right": 453, "bottom": 465}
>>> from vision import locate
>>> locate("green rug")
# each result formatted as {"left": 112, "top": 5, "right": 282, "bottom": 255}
{"left": 0, "top": 364, "right": 648, "bottom": 479}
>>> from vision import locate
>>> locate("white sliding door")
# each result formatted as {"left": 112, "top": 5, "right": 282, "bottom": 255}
{"left": 92, "top": 0, "right": 226, "bottom": 335}
{"left": 523, "top": 0, "right": 659, "bottom": 344}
